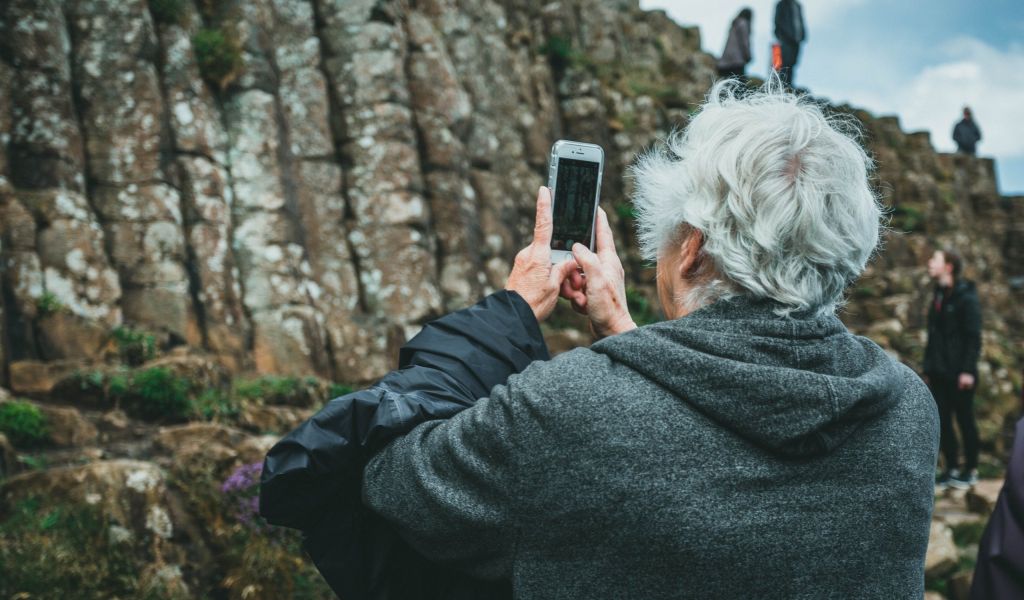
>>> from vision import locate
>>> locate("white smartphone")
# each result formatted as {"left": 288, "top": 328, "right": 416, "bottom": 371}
{"left": 546, "top": 139, "right": 605, "bottom": 263}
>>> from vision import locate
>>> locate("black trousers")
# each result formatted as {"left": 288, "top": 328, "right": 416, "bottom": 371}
{"left": 717, "top": 66, "right": 746, "bottom": 79}
{"left": 779, "top": 41, "right": 800, "bottom": 87}
{"left": 930, "top": 375, "right": 980, "bottom": 472}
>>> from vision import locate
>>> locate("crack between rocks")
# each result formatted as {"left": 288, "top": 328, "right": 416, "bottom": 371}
{"left": 265, "top": 1, "right": 335, "bottom": 380}
{"left": 61, "top": 4, "right": 125, "bottom": 336}
{"left": 146, "top": 7, "right": 211, "bottom": 353}
{"left": 401, "top": 20, "right": 450, "bottom": 310}
{"left": 310, "top": 0, "right": 370, "bottom": 316}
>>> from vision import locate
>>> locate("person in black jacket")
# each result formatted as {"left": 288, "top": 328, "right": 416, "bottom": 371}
{"left": 925, "top": 248, "right": 983, "bottom": 489}
{"left": 773, "top": 0, "right": 806, "bottom": 87}
{"left": 953, "top": 107, "right": 982, "bottom": 155}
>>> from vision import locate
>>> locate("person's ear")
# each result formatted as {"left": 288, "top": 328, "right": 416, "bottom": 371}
{"left": 676, "top": 230, "right": 705, "bottom": 280}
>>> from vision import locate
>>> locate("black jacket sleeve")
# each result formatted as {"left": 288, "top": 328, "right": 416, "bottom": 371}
{"left": 971, "top": 418, "right": 1024, "bottom": 599}
{"left": 258, "top": 290, "right": 547, "bottom": 599}
{"left": 959, "top": 287, "right": 982, "bottom": 375}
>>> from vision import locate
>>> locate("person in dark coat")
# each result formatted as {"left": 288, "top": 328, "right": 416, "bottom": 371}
{"left": 970, "top": 417, "right": 1024, "bottom": 599}
{"left": 953, "top": 107, "right": 982, "bottom": 155}
{"left": 774, "top": 0, "right": 806, "bottom": 86}
{"left": 925, "top": 248, "right": 983, "bottom": 489}
{"left": 262, "top": 80, "right": 938, "bottom": 599}
{"left": 717, "top": 8, "right": 753, "bottom": 79}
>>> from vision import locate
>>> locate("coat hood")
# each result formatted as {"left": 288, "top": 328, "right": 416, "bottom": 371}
{"left": 592, "top": 296, "right": 902, "bottom": 458}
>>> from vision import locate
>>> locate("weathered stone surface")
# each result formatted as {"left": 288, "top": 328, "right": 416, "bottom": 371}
{"left": 967, "top": 479, "right": 1004, "bottom": 515}
{"left": 176, "top": 156, "right": 249, "bottom": 368}
{"left": 66, "top": 0, "right": 164, "bottom": 185}
{"left": 36, "top": 403, "right": 99, "bottom": 447}
{"left": 8, "top": 359, "right": 87, "bottom": 395}
{"left": 925, "top": 521, "right": 959, "bottom": 580}
{"left": 239, "top": 404, "right": 312, "bottom": 435}
{"left": 142, "top": 351, "right": 232, "bottom": 390}
{"left": 153, "top": 423, "right": 268, "bottom": 476}
{"left": 6, "top": 0, "right": 86, "bottom": 191}
{"left": 1, "top": 460, "right": 173, "bottom": 540}
{"left": 13, "top": 189, "right": 121, "bottom": 322}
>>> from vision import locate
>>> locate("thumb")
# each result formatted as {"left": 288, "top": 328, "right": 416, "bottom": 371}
{"left": 572, "top": 242, "right": 601, "bottom": 275}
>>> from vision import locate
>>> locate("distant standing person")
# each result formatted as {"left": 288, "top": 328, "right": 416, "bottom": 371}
{"left": 774, "top": 0, "right": 806, "bottom": 86}
{"left": 925, "top": 248, "right": 982, "bottom": 489}
{"left": 953, "top": 107, "right": 982, "bottom": 155}
{"left": 717, "top": 8, "right": 753, "bottom": 79}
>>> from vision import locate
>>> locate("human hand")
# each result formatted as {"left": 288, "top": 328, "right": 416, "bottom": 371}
{"left": 505, "top": 186, "right": 581, "bottom": 322}
{"left": 562, "top": 207, "right": 636, "bottom": 339}
{"left": 958, "top": 373, "right": 975, "bottom": 390}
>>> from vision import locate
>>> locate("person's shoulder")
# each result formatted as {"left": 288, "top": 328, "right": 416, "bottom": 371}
{"left": 501, "top": 346, "right": 624, "bottom": 417}
{"left": 954, "top": 279, "right": 980, "bottom": 299}
{"left": 510, "top": 346, "right": 612, "bottom": 394}
{"left": 890, "top": 361, "right": 937, "bottom": 420}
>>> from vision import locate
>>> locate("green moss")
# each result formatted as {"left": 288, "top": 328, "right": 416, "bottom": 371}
{"left": 890, "top": 204, "right": 925, "bottom": 232}
{"left": 0, "top": 498, "right": 139, "bottom": 599}
{"left": 951, "top": 520, "right": 987, "bottom": 547}
{"left": 190, "top": 388, "right": 242, "bottom": 422}
{"left": 148, "top": 0, "right": 186, "bottom": 25}
{"left": 124, "top": 367, "right": 191, "bottom": 421}
{"left": 852, "top": 286, "right": 879, "bottom": 299}
{"left": 18, "top": 454, "right": 49, "bottom": 471}
{"left": 36, "top": 291, "right": 65, "bottom": 316}
{"left": 233, "top": 375, "right": 317, "bottom": 406}
{"left": 112, "top": 326, "right": 157, "bottom": 366}
{"left": 0, "top": 401, "right": 48, "bottom": 447}
{"left": 614, "top": 202, "right": 638, "bottom": 221}
{"left": 539, "top": 35, "right": 574, "bottom": 74}
{"left": 193, "top": 27, "right": 243, "bottom": 91}
{"left": 328, "top": 382, "right": 354, "bottom": 399}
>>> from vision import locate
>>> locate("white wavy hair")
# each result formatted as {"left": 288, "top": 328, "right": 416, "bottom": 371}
{"left": 630, "top": 77, "right": 883, "bottom": 315}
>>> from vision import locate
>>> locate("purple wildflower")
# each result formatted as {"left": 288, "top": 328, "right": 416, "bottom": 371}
{"left": 220, "top": 462, "right": 266, "bottom": 531}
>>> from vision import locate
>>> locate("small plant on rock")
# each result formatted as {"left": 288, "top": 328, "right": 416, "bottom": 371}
{"left": 328, "top": 382, "right": 353, "bottom": 399}
{"left": 0, "top": 401, "right": 49, "bottom": 447}
{"left": 193, "top": 27, "right": 243, "bottom": 91}
{"left": 112, "top": 326, "right": 157, "bottom": 366}
{"left": 233, "top": 375, "right": 319, "bottom": 406}
{"left": 125, "top": 367, "right": 191, "bottom": 421}
{"left": 36, "top": 291, "right": 65, "bottom": 316}
{"left": 148, "top": 0, "right": 187, "bottom": 25}
{"left": 0, "top": 497, "right": 140, "bottom": 597}
{"left": 190, "top": 388, "right": 242, "bottom": 422}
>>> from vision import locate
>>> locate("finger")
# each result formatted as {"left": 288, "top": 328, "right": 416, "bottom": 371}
{"left": 594, "top": 207, "right": 618, "bottom": 256}
{"left": 550, "top": 256, "right": 579, "bottom": 286}
{"left": 560, "top": 279, "right": 588, "bottom": 313}
{"left": 567, "top": 268, "right": 586, "bottom": 290}
{"left": 532, "top": 186, "right": 553, "bottom": 248}
{"left": 572, "top": 242, "right": 602, "bottom": 276}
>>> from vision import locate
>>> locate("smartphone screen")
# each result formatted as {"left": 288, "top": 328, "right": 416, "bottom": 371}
{"left": 551, "top": 157, "right": 600, "bottom": 251}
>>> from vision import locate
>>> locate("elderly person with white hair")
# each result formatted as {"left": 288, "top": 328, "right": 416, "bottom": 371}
{"left": 265, "top": 81, "right": 939, "bottom": 599}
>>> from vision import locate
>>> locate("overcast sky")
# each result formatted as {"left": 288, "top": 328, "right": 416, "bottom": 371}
{"left": 640, "top": 0, "right": 1024, "bottom": 195}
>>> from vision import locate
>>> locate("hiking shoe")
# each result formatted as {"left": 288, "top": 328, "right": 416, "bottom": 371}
{"left": 949, "top": 469, "right": 978, "bottom": 490}
{"left": 936, "top": 468, "right": 961, "bottom": 489}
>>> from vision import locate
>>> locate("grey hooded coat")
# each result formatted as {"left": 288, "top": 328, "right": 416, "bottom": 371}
{"left": 363, "top": 295, "right": 939, "bottom": 599}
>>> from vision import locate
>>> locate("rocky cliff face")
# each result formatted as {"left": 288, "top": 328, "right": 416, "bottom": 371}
{"left": 0, "top": 0, "right": 1021, "bottom": 597}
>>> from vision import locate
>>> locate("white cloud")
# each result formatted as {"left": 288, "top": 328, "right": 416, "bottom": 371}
{"left": 893, "top": 38, "right": 1024, "bottom": 157}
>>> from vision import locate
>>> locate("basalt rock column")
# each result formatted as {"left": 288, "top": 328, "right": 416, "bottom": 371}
{"left": 66, "top": 0, "right": 199, "bottom": 345}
